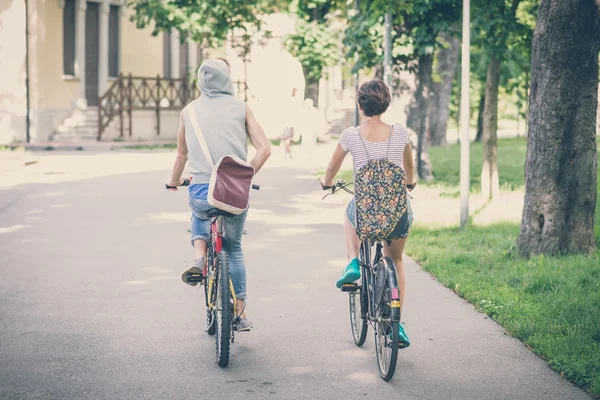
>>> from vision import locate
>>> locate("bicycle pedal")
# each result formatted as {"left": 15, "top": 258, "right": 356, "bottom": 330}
{"left": 341, "top": 283, "right": 359, "bottom": 292}
{"left": 185, "top": 273, "right": 204, "bottom": 283}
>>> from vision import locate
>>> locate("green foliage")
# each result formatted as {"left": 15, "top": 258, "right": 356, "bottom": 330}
{"left": 128, "top": 0, "right": 289, "bottom": 47}
{"left": 345, "top": 0, "right": 461, "bottom": 75}
{"left": 471, "top": 0, "right": 537, "bottom": 113}
{"left": 296, "top": 0, "right": 348, "bottom": 21}
{"left": 499, "top": 0, "right": 538, "bottom": 120}
{"left": 343, "top": 11, "right": 384, "bottom": 73}
{"left": 284, "top": 17, "right": 342, "bottom": 80}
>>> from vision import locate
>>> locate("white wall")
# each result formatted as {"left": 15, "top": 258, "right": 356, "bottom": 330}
{"left": 0, "top": 1, "right": 27, "bottom": 144}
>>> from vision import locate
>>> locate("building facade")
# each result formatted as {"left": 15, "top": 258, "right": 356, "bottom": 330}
{"left": 1, "top": 1, "right": 350, "bottom": 144}
{"left": 0, "top": 0, "right": 202, "bottom": 144}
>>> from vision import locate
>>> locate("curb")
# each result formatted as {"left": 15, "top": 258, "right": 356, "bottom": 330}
{"left": 4, "top": 141, "right": 177, "bottom": 152}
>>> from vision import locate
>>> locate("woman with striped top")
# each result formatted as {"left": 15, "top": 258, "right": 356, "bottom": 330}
{"left": 320, "top": 79, "right": 416, "bottom": 347}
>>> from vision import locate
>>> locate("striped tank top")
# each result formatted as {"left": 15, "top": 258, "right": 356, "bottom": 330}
{"left": 338, "top": 124, "right": 409, "bottom": 170}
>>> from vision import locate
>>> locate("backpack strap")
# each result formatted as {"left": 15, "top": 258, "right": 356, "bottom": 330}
{"left": 385, "top": 124, "right": 394, "bottom": 158}
{"left": 357, "top": 126, "right": 371, "bottom": 161}
{"left": 185, "top": 104, "right": 214, "bottom": 168}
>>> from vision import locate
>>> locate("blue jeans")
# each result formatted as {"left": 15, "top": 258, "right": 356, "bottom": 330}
{"left": 189, "top": 197, "right": 248, "bottom": 300}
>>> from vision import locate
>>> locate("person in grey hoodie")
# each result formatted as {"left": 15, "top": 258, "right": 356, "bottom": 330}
{"left": 167, "top": 59, "right": 271, "bottom": 331}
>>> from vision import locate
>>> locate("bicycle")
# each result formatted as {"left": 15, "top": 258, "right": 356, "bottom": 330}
{"left": 322, "top": 179, "right": 406, "bottom": 381}
{"left": 167, "top": 178, "right": 259, "bottom": 367}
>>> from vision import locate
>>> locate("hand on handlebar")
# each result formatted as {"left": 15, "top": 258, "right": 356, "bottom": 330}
{"left": 320, "top": 177, "right": 335, "bottom": 191}
{"left": 321, "top": 178, "right": 353, "bottom": 199}
{"left": 165, "top": 177, "right": 192, "bottom": 191}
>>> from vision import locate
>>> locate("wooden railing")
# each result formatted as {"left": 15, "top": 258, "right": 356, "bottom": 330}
{"left": 98, "top": 73, "right": 248, "bottom": 140}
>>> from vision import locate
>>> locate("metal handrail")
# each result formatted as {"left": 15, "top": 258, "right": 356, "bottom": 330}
{"left": 98, "top": 74, "right": 247, "bottom": 140}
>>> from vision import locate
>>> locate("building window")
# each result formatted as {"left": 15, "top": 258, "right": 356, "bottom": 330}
{"left": 63, "top": 0, "right": 76, "bottom": 76}
{"left": 163, "top": 30, "right": 172, "bottom": 78}
{"left": 108, "top": 5, "right": 120, "bottom": 77}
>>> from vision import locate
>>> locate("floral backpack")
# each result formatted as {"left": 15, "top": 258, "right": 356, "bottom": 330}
{"left": 354, "top": 125, "right": 408, "bottom": 242}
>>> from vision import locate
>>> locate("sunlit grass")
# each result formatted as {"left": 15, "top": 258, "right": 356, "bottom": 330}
{"left": 407, "top": 223, "right": 600, "bottom": 395}
{"left": 427, "top": 138, "right": 526, "bottom": 191}
{"left": 407, "top": 138, "right": 600, "bottom": 395}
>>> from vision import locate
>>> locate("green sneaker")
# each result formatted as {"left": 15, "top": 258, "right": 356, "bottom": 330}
{"left": 396, "top": 323, "right": 410, "bottom": 348}
{"left": 336, "top": 258, "right": 361, "bottom": 288}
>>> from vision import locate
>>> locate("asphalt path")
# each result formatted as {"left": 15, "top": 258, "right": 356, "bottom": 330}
{"left": 0, "top": 151, "right": 591, "bottom": 399}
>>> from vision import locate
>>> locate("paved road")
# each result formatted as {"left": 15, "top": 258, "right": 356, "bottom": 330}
{"left": 0, "top": 151, "right": 591, "bottom": 400}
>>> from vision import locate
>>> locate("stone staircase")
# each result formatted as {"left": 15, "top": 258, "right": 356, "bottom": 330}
{"left": 51, "top": 106, "right": 100, "bottom": 142}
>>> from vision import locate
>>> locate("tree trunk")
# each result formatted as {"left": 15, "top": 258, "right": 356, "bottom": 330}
{"left": 480, "top": 57, "right": 501, "bottom": 199}
{"left": 517, "top": 0, "right": 599, "bottom": 256}
{"left": 303, "top": 66, "right": 320, "bottom": 108}
{"left": 406, "top": 96, "right": 419, "bottom": 134}
{"left": 414, "top": 54, "right": 434, "bottom": 182}
{"left": 475, "top": 89, "right": 485, "bottom": 142}
{"left": 430, "top": 32, "right": 460, "bottom": 146}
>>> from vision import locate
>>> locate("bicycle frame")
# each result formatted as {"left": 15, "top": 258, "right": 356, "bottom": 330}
{"left": 359, "top": 241, "right": 401, "bottom": 323}
{"left": 359, "top": 241, "right": 380, "bottom": 321}
{"left": 205, "top": 216, "right": 237, "bottom": 318}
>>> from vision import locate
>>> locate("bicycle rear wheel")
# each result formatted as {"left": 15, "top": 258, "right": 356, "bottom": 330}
{"left": 349, "top": 262, "right": 368, "bottom": 346}
{"left": 215, "top": 250, "right": 233, "bottom": 367}
{"left": 373, "top": 256, "right": 400, "bottom": 381}
{"left": 204, "top": 272, "right": 216, "bottom": 335}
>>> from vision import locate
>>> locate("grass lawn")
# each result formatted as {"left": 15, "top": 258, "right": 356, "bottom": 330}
{"left": 411, "top": 138, "right": 600, "bottom": 396}
{"left": 408, "top": 223, "right": 600, "bottom": 395}
{"left": 427, "top": 138, "right": 527, "bottom": 190}
{"left": 333, "top": 137, "right": 600, "bottom": 395}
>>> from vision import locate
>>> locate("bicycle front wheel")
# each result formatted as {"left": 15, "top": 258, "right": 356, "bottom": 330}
{"left": 373, "top": 256, "right": 400, "bottom": 381}
{"left": 215, "top": 250, "right": 233, "bottom": 367}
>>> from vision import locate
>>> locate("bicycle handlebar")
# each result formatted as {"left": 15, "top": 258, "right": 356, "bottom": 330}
{"left": 166, "top": 179, "right": 260, "bottom": 191}
{"left": 322, "top": 179, "right": 414, "bottom": 200}
{"left": 165, "top": 178, "right": 191, "bottom": 190}
{"left": 322, "top": 179, "right": 354, "bottom": 199}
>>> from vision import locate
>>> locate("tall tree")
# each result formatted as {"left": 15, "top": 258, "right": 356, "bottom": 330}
{"left": 475, "top": 0, "right": 521, "bottom": 198}
{"left": 474, "top": 89, "right": 485, "bottom": 142}
{"left": 430, "top": 29, "right": 460, "bottom": 146}
{"left": 284, "top": 0, "right": 347, "bottom": 106}
{"left": 399, "top": 0, "right": 460, "bottom": 179}
{"left": 517, "top": 0, "right": 599, "bottom": 256}
{"left": 284, "top": 18, "right": 341, "bottom": 107}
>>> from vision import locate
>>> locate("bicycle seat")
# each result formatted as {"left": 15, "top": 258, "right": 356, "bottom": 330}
{"left": 206, "top": 209, "right": 236, "bottom": 218}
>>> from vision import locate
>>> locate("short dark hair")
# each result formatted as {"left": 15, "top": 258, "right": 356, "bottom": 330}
{"left": 357, "top": 79, "right": 391, "bottom": 117}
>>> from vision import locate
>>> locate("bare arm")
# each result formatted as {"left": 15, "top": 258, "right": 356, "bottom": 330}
{"left": 246, "top": 106, "right": 271, "bottom": 174}
{"left": 167, "top": 111, "right": 189, "bottom": 189}
{"left": 403, "top": 142, "right": 417, "bottom": 190}
{"left": 321, "top": 144, "right": 348, "bottom": 187}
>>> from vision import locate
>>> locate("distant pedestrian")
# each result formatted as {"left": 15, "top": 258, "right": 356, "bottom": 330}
{"left": 280, "top": 125, "right": 295, "bottom": 159}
